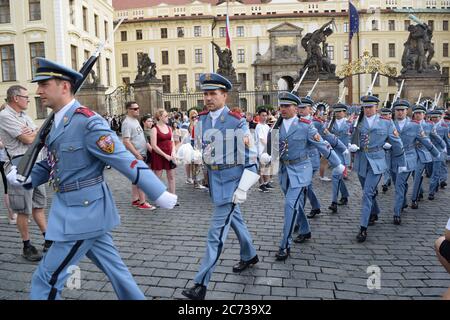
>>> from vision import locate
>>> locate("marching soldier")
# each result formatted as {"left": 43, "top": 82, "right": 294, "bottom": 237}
{"left": 260, "top": 92, "right": 343, "bottom": 260}
{"left": 7, "top": 58, "right": 177, "bottom": 300}
{"left": 428, "top": 109, "right": 449, "bottom": 200}
{"left": 390, "top": 99, "right": 438, "bottom": 224}
{"left": 182, "top": 73, "right": 260, "bottom": 300}
{"left": 326, "top": 103, "right": 352, "bottom": 213}
{"left": 410, "top": 103, "right": 440, "bottom": 209}
{"left": 348, "top": 94, "right": 405, "bottom": 242}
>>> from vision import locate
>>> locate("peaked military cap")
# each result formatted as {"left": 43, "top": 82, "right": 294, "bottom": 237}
{"left": 392, "top": 99, "right": 410, "bottom": 110}
{"left": 278, "top": 91, "right": 301, "bottom": 106}
{"left": 412, "top": 104, "right": 426, "bottom": 113}
{"left": 360, "top": 95, "right": 380, "bottom": 107}
{"left": 199, "top": 73, "right": 232, "bottom": 91}
{"left": 298, "top": 96, "right": 314, "bottom": 108}
{"left": 332, "top": 103, "right": 348, "bottom": 112}
{"left": 380, "top": 107, "right": 392, "bottom": 115}
{"left": 31, "top": 57, "right": 83, "bottom": 83}
{"left": 427, "top": 109, "right": 443, "bottom": 117}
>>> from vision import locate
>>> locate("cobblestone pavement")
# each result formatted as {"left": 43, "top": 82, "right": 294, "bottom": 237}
{"left": 0, "top": 164, "right": 449, "bottom": 300}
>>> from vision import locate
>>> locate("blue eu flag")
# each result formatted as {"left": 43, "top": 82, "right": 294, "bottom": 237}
{"left": 349, "top": 1, "right": 359, "bottom": 39}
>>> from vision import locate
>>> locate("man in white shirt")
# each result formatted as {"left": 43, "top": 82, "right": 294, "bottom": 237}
{"left": 254, "top": 108, "right": 273, "bottom": 192}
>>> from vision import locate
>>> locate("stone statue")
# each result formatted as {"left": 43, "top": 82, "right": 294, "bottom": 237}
{"left": 89, "top": 69, "right": 100, "bottom": 86}
{"left": 300, "top": 19, "right": 336, "bottom": 76}
{"left": 401, "top": 22, "right": 439, "bottom": 73}
{"left": 211, "top": 41, "right": 236, "bottom": 81}
{"left": 135, "top": 52, "right": 157, "bottom": 82}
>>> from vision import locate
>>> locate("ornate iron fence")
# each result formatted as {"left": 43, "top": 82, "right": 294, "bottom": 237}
{"left": 104, "top": 85, "right": 135, "bottom": 115}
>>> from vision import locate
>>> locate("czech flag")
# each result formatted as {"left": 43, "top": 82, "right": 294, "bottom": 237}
{"left": 225, "top": 14, "right": 231, "bottom": 49}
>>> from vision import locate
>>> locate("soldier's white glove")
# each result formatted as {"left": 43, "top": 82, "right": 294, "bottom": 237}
{"left": 259, "top": 153, "right": 272, "bottom": 165}
{"left": 155, "top": 191, "right": 178, "bottom": 209}
{"left": 348, "top": 144, "right": 359, "bottom": 153}
{"left": 383, "top": 142, "right": 392, "bottom": 150}
{"left": 232, "top": 169, "right": 260, "bottom": 204}
{"left": 332, "top": 164, "right": 345, "bottom": 176}
{"left": 6, "top": 166, "right": 31, "bottom": 187}
{"left": 398, "top": 166, "right": 408, "bottom": 174}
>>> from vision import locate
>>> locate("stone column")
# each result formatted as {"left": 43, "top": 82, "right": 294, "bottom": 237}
{"left": 76, "top": 85, "right": 108, "bottom": 115}
{"left": 297, "top": 76, "right": 342, "bottom": 105}
{"left": 398, "top": 71, "right": 446, "bottom": 102}
{"left": 132, "top": 80, "right": 163, "bottom": 115}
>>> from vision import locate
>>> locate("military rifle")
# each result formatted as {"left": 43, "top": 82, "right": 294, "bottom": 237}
{"left": 15, "top": 18, "right": 125, "bottom": 182}
{"left": 351, "top": 72, "right": 378, "bottom": 146}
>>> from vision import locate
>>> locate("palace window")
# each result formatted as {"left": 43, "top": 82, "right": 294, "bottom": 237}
{"left": 29, "top": 0, "right": 41, "bottom": 21}
{"left": 1, "top": 44, "right": 15, "bottom": 81}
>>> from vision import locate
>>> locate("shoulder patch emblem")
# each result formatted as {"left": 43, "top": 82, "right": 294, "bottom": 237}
{"left": 75, "top": 107, "right": 95, "bottom": 118}
{"left": 228, "top": 111, "right": 242, "bottom": 120}
{"left": 96, "top": 135, "right": 114, "bottom": 154}
{"left": 299, "top": 118, "right": 311, "bottom": 124}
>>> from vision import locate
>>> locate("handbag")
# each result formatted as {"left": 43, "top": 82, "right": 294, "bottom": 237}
{"left": 169, "top": 160, "right": 177, "bottom": 169}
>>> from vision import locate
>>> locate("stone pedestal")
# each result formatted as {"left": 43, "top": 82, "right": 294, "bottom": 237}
{"left": 227, "top": 80, "right": 242, "bottom": 109}
{"left": 132, "top": 80, "right": 163, "bottom": 115}
{"left": 398, "top": 70, "right": 446, "bottom": 102}
{"left": 77, "top": 85, "right": 108, "bottom": 115}
{"left": 297, "top": 76, "right": 342, "bottom": 105}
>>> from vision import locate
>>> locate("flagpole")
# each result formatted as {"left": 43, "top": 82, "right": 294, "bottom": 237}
{"left": 348, "top": 19, "right": 353, "bottom": 105}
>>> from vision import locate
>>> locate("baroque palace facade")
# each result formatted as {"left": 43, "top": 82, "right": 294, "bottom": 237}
{"left": 113, "top": 0, "right": 450, "bottom": 112}
{"left": 0, "top": 0, "right": 115, "bottom": 122}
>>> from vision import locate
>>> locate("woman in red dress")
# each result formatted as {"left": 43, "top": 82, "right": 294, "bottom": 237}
{"left": 151, "top": 109, "right": 176, "bottom": 195}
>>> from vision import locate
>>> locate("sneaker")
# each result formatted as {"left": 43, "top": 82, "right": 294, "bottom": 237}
{"left": 194, "top": 184, "right": 207, "bottom": 189}
{"left": 8, "top": 213, "right": 17, "bottom": 225}
{"left": 132, "top": 199, "right": 140, "bottom": 207}
{"left": 22, "top": 245, "right": 42, "bottom": 262}
{"left": 185, "top": 178, "right": 194, "bottom": 184}
{"left": 319, "top": 176, "right": 331, "bottom": 182}
{"left": 265, "top": 183, "right": 275, "bottom": 189}
{"left": 258, "top": 185, "right": 269, "bottom": 193}
{"left": 138, "top": 202, "right": 157, "bottom": 210}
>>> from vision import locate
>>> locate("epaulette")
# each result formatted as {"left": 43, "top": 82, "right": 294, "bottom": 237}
{"left": 313, "top": 117, "right": 324, "bottom": 123}
{"left": 228, "top": 111, "right": 242, "bottom": 120}
{"left": 380, "top": 115, "right": 390, "bottom": 120}
{"left": 75, "top": 106, "right": 95, "bottom": 118}
{"left": 411, "top": 119, "right": 420, "bottom": 124}
{"left": 299, "top": 118, "right": 311, "bottom": 124}
{"left": 198, "top": 110, "right": 209, "bottom": 116}
{"left": 442, "top": 123, "right": 448, "bottom": 128}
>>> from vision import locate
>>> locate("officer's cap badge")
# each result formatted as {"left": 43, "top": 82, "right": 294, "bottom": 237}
{"left": 205, "top": 73, "right": 211, "bottom": 81}
{"left": 96, "top": 135, "right": 114, "bottom": 154}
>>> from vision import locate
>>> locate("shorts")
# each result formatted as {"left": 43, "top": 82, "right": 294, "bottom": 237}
{"left": 439, "top": 239, "right": 450, "bottom": 263}
{"left": 0, "top": 161, "right": 7, "bottom": 194}
{"left": 7, "top": 183, "right": 46, "bottom": 215}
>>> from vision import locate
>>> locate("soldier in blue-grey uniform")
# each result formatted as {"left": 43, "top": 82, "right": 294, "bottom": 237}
{"left": 260, "top": 92, "right": 343, "bottom": 260}
{"left": 182, "top": 73, "right": 260, "bottom": 300}
{"left": 6, "top": 58, "right": 177, "bottom": 300}
{"left": 348, "top": 94, "right": 405, "bottom": 242}
{"left": 294, "top": 98, "right": 345, "bottom": 219}
{"left": 435, "top": 108, "right": 450, "bottom": 190}
{"left": 428, "top": 109, "right": 449, "bottom": 200}
{"left": 327, "top": 103, "right": 352, "bottom": 213}
{"left": 410, "top": 103, "right": 441, "bottom": 209}
{"left": 390, "top": 99, "right": 439, "bottom": 224}
{"left": 379, "top": 107, "right": 394, "bottom": 193}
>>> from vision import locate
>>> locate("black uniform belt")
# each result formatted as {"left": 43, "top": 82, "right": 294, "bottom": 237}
{"left": 58, "top": 176, "right": 104, "bottom": 193}
{"left": 281, "top": 154, "right": 309, "bottom": 165}
{"left": 206, "top": 164, "right": 240, "bottom": 171}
